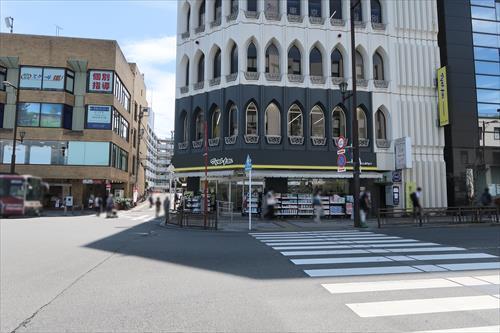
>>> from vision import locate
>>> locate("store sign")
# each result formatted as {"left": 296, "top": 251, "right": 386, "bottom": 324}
{"left": 437, "top": 66, "right": 449, "bottom": 127}
{"left": 210, "top": 157, "right": 234, "bottom": 166}
{"left": 20, "top": 67, "right": 43, "bottom": 89}
{"left": 88, "top": 70, "right": 113, "bottom": 92}
{"left": 395, "top": 137, "right": 412, "bottom": 170}
{"left": 87, "top": 105, "right": 112, "bottom": 129}
{"left": 43, "top": 68, "right": 65, "bottom": 90}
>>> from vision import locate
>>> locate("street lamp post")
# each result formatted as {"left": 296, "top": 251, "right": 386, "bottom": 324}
{"left": 137, "top": 108, "right": 149, "bottom": 197}
{"left": 3, "top": 80, "right": 21, "bottom": 174}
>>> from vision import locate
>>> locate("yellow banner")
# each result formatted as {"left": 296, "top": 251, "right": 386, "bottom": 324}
{"left": 437, "top": 66, "right": 449, "bottom": 126}
{"left": 405, "top": 181, "right": 416, "bottom": 211}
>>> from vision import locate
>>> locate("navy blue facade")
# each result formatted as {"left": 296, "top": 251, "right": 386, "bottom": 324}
{"left": 173, "top": 85, "right": 377, "bottom": 169}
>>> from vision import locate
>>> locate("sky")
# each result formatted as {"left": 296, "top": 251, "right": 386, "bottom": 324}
{"left": 0, "top": 0, "right": 178, "bottom": 138}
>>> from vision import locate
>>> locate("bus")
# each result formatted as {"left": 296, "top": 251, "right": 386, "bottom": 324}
{"left": 0, "top": 174, "right": 47, "bottom": 217}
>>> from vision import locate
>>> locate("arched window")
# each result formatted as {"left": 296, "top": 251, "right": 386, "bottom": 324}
{"left": 310, "top": 105, "right": 325, "bottom": 137}
{"left": 352, "top": 0, "right": 362, "bottom": 21}
{"left": 332, "top": 107, "right": 346, "bottom": 138}
{"left": 373, "top": 51, "right": 384, "bottom": 80}
{"left": 230, "top": 44, "right": 238, "bottom": 74}
{"left": 186, "top": 6, "right": 191, "bottom": 32}
{"left": 185, "top": 59, "right": 190, "bottom": 86}
{"left": 247, "top": 42, "right": 257, "bottom": 72}
{"left": 230, "top": 0, "right": 239, "bottom": 15}
{"left": 310, "top": 47, "right": 323, "bottom": 76}
{"left": 330, "top": 0, "right": 342, "bottom": 19}
{"left": 265, "top": 103, "right": 281, "bottom": 136}
{"left": 266, "top": 43, "right": 280, "bottom": 74}
{"left": 247, "top": 0, "right": 257, "bottom": 11}
{"left": 288, "top": 104, "right": 303, "bottom": 137}
{"left": 287, "top": 0, "right": 301, "bottom": 15}
{"left": 265, "top": 0, "right": 279, "bottom": 16}
{"left": 214, "top": 0, "right": 222, "bottom": 21}
{"left": 371, "top": 0, "right": 382, "bottom": 23}
{"left": 198, "top": 54, "right": 205, "bottom": 82}
{"left": 355, "top": 50, "right": 364, "bottom": 79}
{"left": 211, "top": 108, "right": 221, "bottom": 138}
{"left": 229, "top": 105, "right": 238, "bottom": 136}
{"left": 181, "top": 112, "right": 188, "bottom": 142}
{"left": 213, "top": 49, "right": 221, "bottom": 78}
{"left": 288, "top": 45, "right": 301, "bottom": 75}
{"left": 195, "top": 109, "right": 205, "bottom": 141}
{"left": 357, "top": 107, "right": 368, "bottom": 140}
{"left": 246, "top": 102, "right": 258, "bottom": 135}
{"left": 309, "top": 0, "right": 322, "bottom": 17}
{"left": 199, "top": 0, "right": 206, "bottom": 27}
{"left": 331, "top": 48, "right": 343, "bottom": 77}
{"left": 375, "top": 109, "right": 387, "bottom": 140}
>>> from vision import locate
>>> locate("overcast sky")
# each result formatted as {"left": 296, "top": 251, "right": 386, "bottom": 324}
{"left": 1, "top": 0, "right": 178, "bottom": 138}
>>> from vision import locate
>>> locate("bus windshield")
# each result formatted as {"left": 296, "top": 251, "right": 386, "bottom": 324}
{"left": 0, "top": 178, "right": 25, "bottom": 199}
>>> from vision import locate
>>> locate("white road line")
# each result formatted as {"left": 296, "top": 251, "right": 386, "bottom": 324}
{"left": 438, "top": 262, "right": 500, "bottom": 271}
{"left": 408, "top": 253, "right": 497, "bottom": 260}
{"left": 261, "top": 236, "right": 400, "bottom": 243}
{"left": 493, "top": 294, "right": 500, "bottom": 298}
{"left": 272, "top": 242, "right": 439, "bottom": 250}
{"left": 291, "top": 256, "right": 395, "bottom": 265}
{"left": 412, "top": 265, "right": 447, "bottom": 272}
{"left": 322, "top": 278, "right": 461, "bottom": 294}
{"left": 346, "top": 295, "right": 500, "bottom": 318}
{"left": 281, "top": 249, "right": 369, "bottom": 256}
{"left": 475, "top": 275, "right": 500, "bottom": 284}
{"left": 280, "top": 246, "right": 467, "bottom": 255}
{"left": 266, "top": 241, "right": 349, "bottom": 246}
{"left": 132, "top": 214, "right": 150, "bottom": 221}
{"left": 413, "top": 325, "right": 500, "bottom": 333}
{"left": 354, "top": 239, "right": 419, "bottom": 244}
{"left": 305, "top": 266, "right": 421, "bottom": 277}
{"left": 386, "top": 247, "right": 466, "bottom": 253}
{"left": 254, "top": 233, "right": 372, "bottom": 239}
{"left": 249, "top": 230, "right": 361, "bottom": 235}
{"left": 446, "top": 276, "right": 495, "bottom": 286}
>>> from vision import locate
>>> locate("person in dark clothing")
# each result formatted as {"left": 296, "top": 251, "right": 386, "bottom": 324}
{"left": 163, "top": 196, "right": 170, "bottom": 224}
{"left": 410, "top": 187, "right": 423, "bottom": 222}
{"left": 480, "top": 188, "right": 492, "bottom": 206}
{"left": 359, "top": 191, "right": 371, "bottom": 225}
{"left": 155, "top": 197, "right": 161, "bottom": 217}
{"left": 149, "top": 196, "right": 154, "bottom": 208}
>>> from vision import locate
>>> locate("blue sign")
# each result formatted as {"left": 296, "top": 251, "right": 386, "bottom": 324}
{"left": 244, "top": 155, "right": 252, "bottom": 171}
{"left": 86, "top": 105, "right": 112, "bottom": 129}
{"left": 392, "top": 170, "right": 402, "bottom": 183}
{"left": 337, "top": 154, "right": 346, "bottom": 167}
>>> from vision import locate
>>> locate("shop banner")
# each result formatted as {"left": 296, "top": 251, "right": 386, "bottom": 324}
{"left": 88, "top": 70, "right": 113, "bottom": 92}
{"left": 86, "top": 105, "right": 112, "bottom": 129}
{"left": 405, "top": 181, "right": 416, "bottom": 211}
{"left": 42, "top": 68, "right": 65, "bottom": 90}
{"left": 437, "top": 66, "right": 449, "bottom": 127}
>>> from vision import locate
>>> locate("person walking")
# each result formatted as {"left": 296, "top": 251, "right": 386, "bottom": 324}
{"left": 480, "top": 188, "right": 492, "bottom": 206}
{"left": 155, "top": 197, "right": 162, "bottom": 218}
{"left": 163, "top": 196, "right": 170, "bottom": 225}
{"left": 149, "top": 195, "right": 154, "bottom": 208}
{"left": 360, "top": 190, "right": 371, "bottom": 227}
{"left": 94, "top": 196, "right": 101, "bottom": 216}
{"left": 265, "top": 190, "right": 276, "bottom": 219}
{"left": 105, "top": 194, "right": 114, "bottom": 218}
{"left": 313, "top": 189, "right": 323, "bottom": 223}
{"left": 410, "top": 187, "right": 423, "bottom": 224}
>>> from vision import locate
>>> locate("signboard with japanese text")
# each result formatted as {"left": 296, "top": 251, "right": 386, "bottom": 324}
{"left": 437, "top": 66, "right": 449, "bottom": 127}
{"left": 86, "top": 105, "right": 112, "bottom": 129}
{"left": 395, "top": 137, "right": 412, "bottom": 170}
{"left": 19, "top": 67, "right": 43, "bottom": 89}
{"left": 42, "top": 68, "right": 65, "bottom": 90}
{"left": 88, "top": 70, "right": 113, "bottom": 93}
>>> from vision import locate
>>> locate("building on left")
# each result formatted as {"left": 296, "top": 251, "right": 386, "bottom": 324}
{"left": 0, "top": 33, "right": 151, "bottom": 208}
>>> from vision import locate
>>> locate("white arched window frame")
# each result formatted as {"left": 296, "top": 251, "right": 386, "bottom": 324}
{"left": 246, "top": 102, "right": 258, "bottom": 135}
{"left": 181, "top": 112, "right": 189, "bottom": 142}
{"left": 357, "top": 107, "right": 368, "bottom": 140}
{"left": 197, "top": 54, "right": 205, "bottom": 82}
{"left": 228, "top": 105, "right": 238, "bottom": 137}
{"left": 247, "top": 42, "right": 258, "bottom": 72}
{"left": 265, "top": 103, "right": 281, "bottom": 136}
{"left": 211, "top": 108, "right": 221, "bottom": 139}
{"left": 185, "top": 59, "right": 190, "bottom": 86}
{"left": 310, "top": 105, "right": 325, "bottom": 138}
{"left": 332, "top": 107, "right": 346, "bottom": 138}
{"left": 309, "top": 47, "right": 323, "bottom": 76}
{"left": 288, "top": 45, "right": 302, "bottom": 75}
{"left": 355, "top": 50, "right": 364, "bottom": 79}
{"left": 195, "top": 109, "right": 205, "bottom": 141}
{"left": 266, "top": 43, "right": 280, "bottom": 74}
{"left": 213, "top": 48, "right": 221, "bottom": 79}
{"left": 288, "top": 104, "right": 303, "bottom": 137}
{"left": 331, "top": 48, "right": 343, "bottom": 78}
{"left": 230, "top": 44, "right": 238, "bottom": 74}
{"left": 373, "top": 51, "right": 384, "bottom": 80}
{"left": 375, "top": 109, "right": 387, "bottom": 140}
{"left": 199, "top": 0, "right": 206, "bottom": 27}
{"left": 371, "top": 0, "right": 382, "bottom": 23}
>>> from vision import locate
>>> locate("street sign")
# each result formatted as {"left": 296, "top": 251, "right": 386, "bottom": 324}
{"left": 244, "top": 154, "right": 252, "bottom": 172}
{"left": 392, "top": 170, "right": 402, "bottom": 183}
{"left": 337, "top": 149, "right": 346, "bottom": 155}
{"left": 245, "top": 154, "right": 253, "bottom": 231}
{"left": 337, "top": 154, "right": 347, "bottom": 173}
{"left": 336, "top": 136, "right": 347, "bottom": 149}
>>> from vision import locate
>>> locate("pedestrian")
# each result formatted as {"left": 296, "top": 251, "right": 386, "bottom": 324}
{"left": 163, "top": 196, "right": 170, "bottom": 224}
{"left": 360, "top": 190, "right": 371, "bottom": 225}
{"left": 106, "top": 194, "right": 114, "bottom": 218}
{"left": 265, "top": 190, "right": 276, "bottom": 219}
{"left": 88, "top": 195, "right": 94, "bottom": 209}
{"left": 480, "top": 188, "right": 492, "bottom": 206}
{"left": 95, "top": 196, "right": 101, "bottom": 216}
{"left": 155, "top": 197, "right": 161, "bottom": 217}
{"left": 313, "top": 189, "right": 323, "bottom": 223}
{"left": 410, "top": 187, "right": 423, "bottom": 223}
{"left": 149, "top": 196, "right": 154, "bottom": 208}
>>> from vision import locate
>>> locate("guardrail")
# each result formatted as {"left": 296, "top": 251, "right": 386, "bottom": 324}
{"left": 377, "top": 206, "right": 499, "bottom": 228}
{"left": 167, "top": 209, "right": 218, "bottom": 230}
{"left": 217, "top": 201, "right": 234, "bottom": 223}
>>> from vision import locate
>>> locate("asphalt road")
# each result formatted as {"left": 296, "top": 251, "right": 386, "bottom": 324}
{"left": 1, "top": 210, "right": 499, "bottom": 332}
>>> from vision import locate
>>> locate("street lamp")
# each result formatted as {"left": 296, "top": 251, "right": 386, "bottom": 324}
{"left": 3, "top": 80, "right": 21, "bottom": 174}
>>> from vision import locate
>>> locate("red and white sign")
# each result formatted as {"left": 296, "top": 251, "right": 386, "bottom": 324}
{"left": 106, "top": 183, "right": 111, "bottom": 190}
{"left": 336, "top": 136, "right": 347, "bottom": 149}
{"left": 88, "top": 70, "right": 113, "bottom": 92}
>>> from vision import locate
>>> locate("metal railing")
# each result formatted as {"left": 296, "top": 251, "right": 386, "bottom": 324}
{"left": 167, "top": 209, "right": 218, "bottom": 230}
{"left": 217, "top": 201, "right": 234, "bottom": 223}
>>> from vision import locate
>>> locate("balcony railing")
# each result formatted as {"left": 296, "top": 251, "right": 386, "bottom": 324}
{"left": 310, "top": 75, "right": 326, "bottom": 84}
{"left": 180, "top": 86, "right": 189, "bottom": 94}
{"left": 331, "top": 77, "right": 345, "bottom": 85}
{"left": 244, "top": 10, "right": 260, "bottom": 19}
{"left": 210, "top": 18, "right": 221, "bottom": 28}
{"left": 309, "top": 16, "right": 325, "bottom": 25}
{"left": 178, "top": 141, "right": 188, "bottom": 150}
{"left": 330, "top": 18, "right": 345, "bottom": 26}
{"left": 359, "top": 138, "right": 370, "bottom": 147}
{"left": 288, "top": 74, "right": 304, "bottom": 83}
{"left": 208, "top": 137, "right": 220, "bottom": 147}
{"left": 194, "top": 25, "right": 205, "bottom": 34}
{"left": 289, "top": 136, "right": 304, "bottom": 145}
{"left": 265, "top": 73, "right": 281, "bottom": 81}
{"left": 227, "top": 11, "right": 238, "bottom": 22}
{"left": 194, "top": 81, "right": 204, "bottom": 90}
{"left": 376, "top": 139, "right": 391, "bottom": 148}
{"left": 356, "top": 79, "right": 369, "bottom": 87}
{"left": 224, "top": 135, "right": 237, "bottom": 145}
{"left": 354, "top": 21, "right": 366, "bottom": 29}
{"left": 372, "top": 22, "right": 386, "bottom": 30}
{"left": 374, "top": 80, "right": 389, "bottom": 88}
{"left": 287, "top": 14, "right": 303, "bottom": 23}
{"left": 192, "top": 139, "right": 203, "bottom": 149}
{"left": 226, "top": 73, "right": 238, "bottom": 82}
{"left": 244, "top": 71, "right": 260, "bottom": 80}
{"left": 209, "top": 77, "right": 221, "bottom": 86}
{"left": 266, "top": 135, "right": 282, "bottom": 145}
{"left": 181, "top": 31, "right": 190, "bottom": 39}
{"left": 265, "top": 12, "right": 281, "bottom": 21}
{"left": 311, "top": 137, "right": 327, "bottom": 146}
{"left": 244, "top": 134, "right": 259, "bottom": 144}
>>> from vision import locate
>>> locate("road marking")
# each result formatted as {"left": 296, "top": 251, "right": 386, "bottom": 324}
{"left": 292, "top": 256, "right": 395, "bottom": 265}
{"left": 249, "top": 230, "right": 361, "bottom": 236}
{"left": 446, "top": 276, "right": 495, "bottom": 286}
{"left": 413, "top": 325, "right": 500, "bottom": 333}
{"left": 281, "top": 249, "right": 370, "bottom": 256}
{"left": 475, "top": 275, "right": 500, "bottom": 284}
{"left": 322, "top": 278, "right": 460, "bottom": 294}
{"left": 254, "top": 233, "right": 372, "bottom": 239}
{"left": 412, "top": 265, "right": 447, "bottom": 272}
{"left": 438, "top": 262, "right": 500, "bottom": 271}
{"left": 132, "top": 214, "right": 151, "bottom": 221}
{"left": 408, "top": 253, "right": 497, "bottom": 260}
{"left": 305, "top": 266, "right": 421, "bottom": 277}
{"left": 261, "top": 236, "right": 400, "bottom": 243}
{"left": 272, "top": 242, "right": 440, "bottom": 250}
{"left": 385, "top": 247, "right": 466, "bottom": 253}
{"left": 346, "top": 295, "right": 500, "bottom": 317}
{"left": 353, "top": 239, "right": 419, "bottom": 244}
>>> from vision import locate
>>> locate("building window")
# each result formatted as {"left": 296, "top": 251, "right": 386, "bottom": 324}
{"left": 110, "top": 143, "right": 128, "bottom": 171}
{"left": 288, "top": 45, "right": 302, "bottom": 75}
{"left": 247, "top": 42, "right": 258, "bottom": 72}
{"left": 287, "top": 0, "right": 301, "bottom": 15}
{"left": 310, "top": 105, "right": 325, "bottom": 137}
{"left": 246, "top": 102, "right": 258, "bottom": 135}
{"left": 214, "top": 48, "right": 221, "bottom": 78}
{"left": 265, "top": 43, "right": 280, "bottom": 74}
{"left": 199, "top": 0, "right": 205, "bottom": 27}
{"left": 132, "top": 129, "right": 136, "bottom": 148}
{"left": 495, "top": 127, "right": 500, "bottom": 140}
{"left": 265, "top": 103, "right": 281, "bottom": 136}
{"left": 371, "top": 0, "right": 382, "bottom": 23}
{"left": 229, "top": 104, "right": 238, "bottom": 136}
{"left": 309, "top": 0, "right": 322, "bottom": 17}
{"left": 185, "top": 59, "right": 190, "bottom": 86}
{"left": 114, "top": 75, "right": 130, "bottom": 112}
{"left": 0, "top": 104, "right": 4, "bottom": 128}
{"left": 357, "top": 107, "right": 368, "bottom": 140}
{"left": 332, "top": 107, "right": 346, "bottom": 138}
{"left": 355, "top": 50, "right": 364, "bottom": 79}
{"left": 310, "top": 47, "right": 323, "bottom": 76}
{"left": 330, "top": 0, "right": 342, "bottom": 19}
{"left": 247, "top": 0, "right": 257, "bottom": 11}
{"left": 181, "top": 111, "right": 189, "bottom": 142}
{"left": 112, "top": 109, "right": 129, "bottom": 142}
{"left": 0, "top": 67, "right": 6, "bottom": 91}
{"left": 195, "top": 109, "right": 205, "bottom": 141}
{"left": 373, "top": 51, "right": 384, "bottom": 80}
{"left": 331, "top": 48, "right": 344, "bottom": 78}
{"left": 265, "top": 0, "right": 279, "bottom": 16}
{"left": 214, "top": 0, "right": 222, "bottom": 21}
{"left": 352, "top": 0, "right": 362, "bottom": 21}
{"left": 17, "top": 103, "right": 69, "bottom": 128}
{"left": 19, "top": 66, "right": 74, "bottom": 93}
{"left": 375, "top": 109, "right": 387, "bottom": 139}
{"left": 230, "top": 44, "right": 238, "bottom": 74}
{"left": 230, "top": 0, "right": 238, "bottom": 14}
{"left": 211, "top": 108, "right": 221, "bottom": 138}
{"left": 288, "top": 104, "right": 303, "bottom": 137}
{"left": 186, "top": 5, "right": 191, "bottom": 32}
{"left": 198, "top": 54, "right": 205, "bottom": 82}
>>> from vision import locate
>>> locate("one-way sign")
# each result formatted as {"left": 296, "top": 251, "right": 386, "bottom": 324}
{"left": 244, "top": 155, "right": 252, "bottom": 172}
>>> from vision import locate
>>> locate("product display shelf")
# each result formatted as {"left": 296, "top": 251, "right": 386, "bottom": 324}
{"left": 272, "top": 193, "right": 352, "bottom": 218}
{"left": 243, "top": 192, "right": 260, "bottom": 215}
{"left": 276, "top": 193, "right": 298, "bottom": 216}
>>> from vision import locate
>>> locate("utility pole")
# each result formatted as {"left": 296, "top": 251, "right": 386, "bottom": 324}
{"left": 3, "top": 81, "right": 20, "bottom": 174}
{"left": 203, "top": 121, "right": 209, "bottom": 228}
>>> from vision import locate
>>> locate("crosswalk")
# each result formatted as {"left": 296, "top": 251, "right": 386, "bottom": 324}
{"left": 250, "top": 230, "right": 500, "bottom": 332}
{"left": 118, "top": 212, "right": 156, "bottom": 222}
